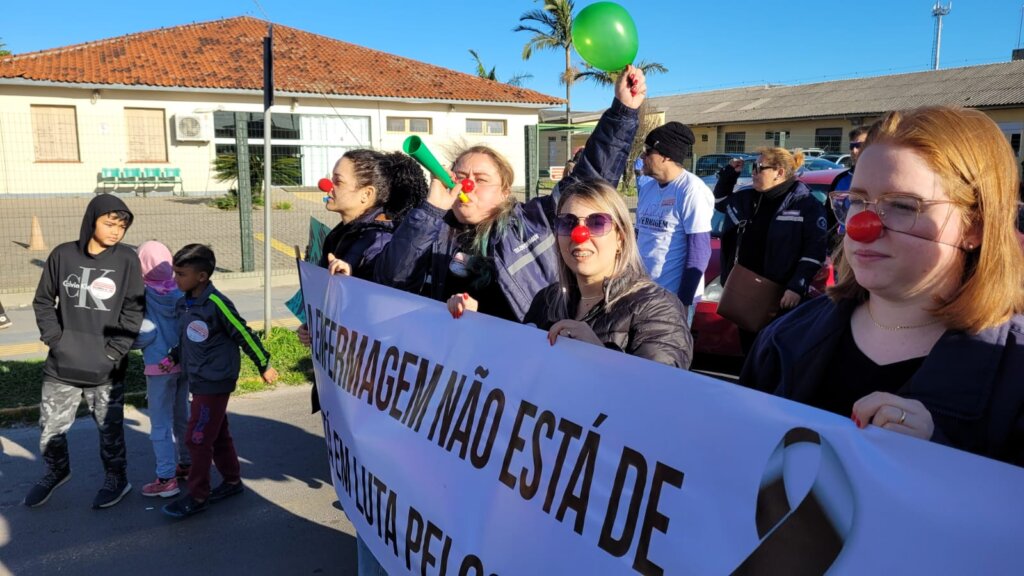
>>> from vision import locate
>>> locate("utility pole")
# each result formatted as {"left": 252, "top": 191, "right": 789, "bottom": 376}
{"left": 263, "top": 24, "right": 274, "bottom": 336}
{"left": 931, "top": 2, "right": 952, "bottom": 70}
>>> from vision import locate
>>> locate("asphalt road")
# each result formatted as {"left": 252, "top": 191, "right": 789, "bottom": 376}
{"left": 0, "top": 386, "right": 358, "bottom": 576}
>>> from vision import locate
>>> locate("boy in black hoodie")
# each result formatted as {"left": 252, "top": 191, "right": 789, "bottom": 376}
{"left": 26, "top": 194, "right": 145, "bottom": 509}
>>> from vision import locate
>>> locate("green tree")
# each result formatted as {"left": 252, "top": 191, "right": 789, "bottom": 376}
{"left": 211, "top": 150, "right": 301, "bottom": 208}
{"left": 574, "top": 61, "right": 670, "bottom": 190}
{"left": 468, "top": 49, "right": 533, "bottom": 87}
{"left": 514, "top": 0, "right": 576, "bottom": 160}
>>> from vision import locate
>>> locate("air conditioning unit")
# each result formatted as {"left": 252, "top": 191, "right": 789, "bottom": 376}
{"left": 174, "top": 113, "right": 211, "bottom": 142}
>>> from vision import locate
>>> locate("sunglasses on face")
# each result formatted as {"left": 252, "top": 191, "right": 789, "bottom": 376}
{"left": 554, "top": 212, "right": 615, "bottom": 237}
{"left": 751, "top": 162, "right": 777, "bottom": 174}
{"left": 849, "top": 141, "right": 865, "bottom": 151}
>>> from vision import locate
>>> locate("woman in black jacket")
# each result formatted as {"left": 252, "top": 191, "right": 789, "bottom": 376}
{"left": 714, "top": 148, "right": 828, "bottom": 353}
{"left": 297, "top": 149, "right": 427, "bottom": 388}
{"left": 523, "top": 180, "right": 692, "bottom": 369}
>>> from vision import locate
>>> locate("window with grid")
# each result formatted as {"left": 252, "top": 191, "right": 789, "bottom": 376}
{"left": 466, "top": 119, "right": 507, "bottom": 136}
{"left": 31, "top": 105, "right": 80, "bottom": 162}
{"left": 125, "top": 108, "right": 167, "bottom": 162}
{"left": 815, "top": 127, "right": 843, "bottom": 153}
{"left": 724, "top": 132, "right": 746, "bottom": 154}
{"left": 386, "top": 117, "right": 431, "bottom": 134}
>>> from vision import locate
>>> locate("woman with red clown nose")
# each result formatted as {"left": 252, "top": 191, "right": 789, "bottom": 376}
{"left": 741, "top": 106, "right": 1024, "bottom": 467}
{"left": 523, "top": 180, "right": 692, "bottom": 369}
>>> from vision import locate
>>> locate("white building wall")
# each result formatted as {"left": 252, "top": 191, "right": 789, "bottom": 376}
{"left": 0, "top": 85, "right": 543, "bottom": 195}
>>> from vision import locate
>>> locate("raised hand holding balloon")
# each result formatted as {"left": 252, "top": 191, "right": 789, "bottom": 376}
{"left": 402, "top": 135, "right": 470, "bottom": 204}
{"left": 572, "top": 2, "right": 639, "bottom": 74}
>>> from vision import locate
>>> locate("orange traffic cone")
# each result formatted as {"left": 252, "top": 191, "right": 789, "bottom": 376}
{"left": 28, "top": 215, "right": 48, "bottom": 251}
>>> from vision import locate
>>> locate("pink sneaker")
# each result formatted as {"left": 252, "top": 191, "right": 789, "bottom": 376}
{"left": 142, "top": 477, "right": 180, "bottom": 498}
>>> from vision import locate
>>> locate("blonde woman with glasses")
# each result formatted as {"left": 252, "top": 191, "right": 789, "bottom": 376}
{"left": 524, "top": 180, "right": 692, "bottom": 368}
{"left": 742, "top": 106, "right": 1024, "bottom": 466}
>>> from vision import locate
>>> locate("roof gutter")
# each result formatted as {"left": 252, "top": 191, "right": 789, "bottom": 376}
{"left": 0, "top": 78, "right": 561, "bottom": 109}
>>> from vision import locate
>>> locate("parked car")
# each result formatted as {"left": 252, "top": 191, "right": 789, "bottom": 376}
{"left": 798, "top": 157, "right": 844, "bottom": 172}
{"left": 693, "top": 153, "right": 756, "bottom": 177}
{"left": 790, "top": 147, "right": 828, "bottom": 157}
{"left": 699, "top": 154, "right": 757, "bottom": 190}
{"left": 822, "top": 153, "right": 852, "bottom": 167}
{"left": 691, "top": 170, "right": 840, "bottom": 358}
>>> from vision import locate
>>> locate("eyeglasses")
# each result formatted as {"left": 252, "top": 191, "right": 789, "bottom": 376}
{"left": 849, "top": 141, "right": 865, "bottom": 151}
{"left": 751, "top": 162, "right": 778, "bottom": 174}
{"left": 828, "top": 191, "right": 960, "bottom": 235}
{"left": 641, "top": 146, "right": 658, "bottom": 157}
{"left": 554, "top": 212, "right": 615, "bottom": 237}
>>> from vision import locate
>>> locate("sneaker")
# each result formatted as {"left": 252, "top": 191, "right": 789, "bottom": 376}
{"left": 208, "top": 481, "right": 244, "bottom": 503}
{"left": 175, "top": 463, "right": 191, "bottom": 479}
{"left": 24, "top": 469, "right": 71, "bottom": 508}
{"left": 93, "top": 472, "right": 132, "bottom": 509}
{"left": 162, "top": 495, "right": 208, "bottom": 518}
{"left": 142, "top": 477, "right": 180, "bottom": 498}
{"left": 0, "top": 314, "right": 11, "bottom": 330}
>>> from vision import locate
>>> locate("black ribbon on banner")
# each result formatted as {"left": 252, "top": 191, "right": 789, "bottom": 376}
{"left": 732, "top": 427, "right": 856, "bottom": 576}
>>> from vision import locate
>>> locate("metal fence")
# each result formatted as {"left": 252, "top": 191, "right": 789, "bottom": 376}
{"left": 0, "top": 110, "right": 329, "bottom": 294}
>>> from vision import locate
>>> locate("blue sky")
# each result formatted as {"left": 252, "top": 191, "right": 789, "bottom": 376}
{"left": 3, "top": 1, "right": 1023, "bottom": 111}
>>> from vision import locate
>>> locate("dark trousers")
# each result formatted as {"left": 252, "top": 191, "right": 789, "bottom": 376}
{"left": 186, "top": 393, "right": 240, "bottom": 501}
{"left": 39, "top": 379, "right": 126, "bottom": 475}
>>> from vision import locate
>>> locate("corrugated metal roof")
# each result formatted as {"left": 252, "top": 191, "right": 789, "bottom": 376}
{"left": 649, "top": 60, "right": 1024, "bottom": 125}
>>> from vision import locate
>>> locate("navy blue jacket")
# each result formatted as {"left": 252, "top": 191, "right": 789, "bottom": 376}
{"left": 374, "top": 98, "right": 639, "bottom": 321}
{"left": 713, "top": 168, "right": 828, "bottom": 295}
{"left": 741, "top": 297, "right": 1024, "bottom": 467}
{"left": 319, "top": 206, "right": 394, "bottom": 280}
{"left": 170, "top": 283, "right": 271, "bottom": 395}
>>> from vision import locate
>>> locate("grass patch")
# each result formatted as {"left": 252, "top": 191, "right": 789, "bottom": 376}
{"left": 0, "top": 327, "right": 312, "bottom": 426}
{"left": 273, "top": 201, "right": 293, "bottom": 211}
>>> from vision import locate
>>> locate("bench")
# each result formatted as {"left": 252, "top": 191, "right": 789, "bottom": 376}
{"left": 96, "top": 167, "right": 184, "bottom": 196}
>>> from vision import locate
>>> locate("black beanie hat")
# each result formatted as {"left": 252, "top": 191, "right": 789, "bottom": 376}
{"left": 644, "top": 122, "right": 696, "bottom": 164}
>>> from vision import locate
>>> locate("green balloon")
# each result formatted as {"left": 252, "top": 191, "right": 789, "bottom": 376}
{"left": 572, "top": 2, "right": 639, "bottom": 72}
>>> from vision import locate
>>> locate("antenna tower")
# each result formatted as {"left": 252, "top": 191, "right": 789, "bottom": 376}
{"left": 931, "top": 2, "right": 952, "bottom": 70}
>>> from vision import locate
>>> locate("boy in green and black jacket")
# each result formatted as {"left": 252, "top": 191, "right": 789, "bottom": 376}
{"left": 160, "top": 244, "right": 277, "bottom": 518}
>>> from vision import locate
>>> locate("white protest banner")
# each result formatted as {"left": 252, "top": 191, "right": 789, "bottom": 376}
{"left": 300, "top": 261, "right": 1023, "bottom": 575}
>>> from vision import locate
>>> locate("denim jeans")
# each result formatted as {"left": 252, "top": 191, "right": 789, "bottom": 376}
{"left": 146, "top": 372, "right": 191, "bottom": 479}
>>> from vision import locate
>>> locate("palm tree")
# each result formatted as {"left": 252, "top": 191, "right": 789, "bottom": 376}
{"left": 573, "top": 60, "right": 669, "bottom": 87}
{"left": 574, "top": 61, "right": 671, "bottom": 191}
{"left": 514, "top": 0, "right": 576, "bottom": 160}
{"left": 468, "top": 49, "right": 533, "bottom": 87}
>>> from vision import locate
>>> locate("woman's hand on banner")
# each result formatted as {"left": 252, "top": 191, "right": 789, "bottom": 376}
{"left": 547, "top": 320, "right": 603, "bottom": 347}
{"left": 326, "top": 253, "right": 352, "bottom": 276}
{"left": 297, "top": 323, "right": 311, "bottom": 347}
{"left": 447, "top": 293, "right": 478, "bottom": 319}
{"left": 852, "top": 392, "right": 935, "bottom": 440}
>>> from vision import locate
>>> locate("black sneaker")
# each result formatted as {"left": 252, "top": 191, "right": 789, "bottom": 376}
{"left": 162, "top": 495, "right": 208, "bottom": 518}
{"left": 0, "top": 314, "right": 11, "bottom": 330}
{"left": 24, "top": 469, "right": 71, "bottom": 507}
{"left": 209, "top": 481, "right": 244, "bottom": 502}
{"left": 93, "top": 472, "right": 132, "bottom": 509}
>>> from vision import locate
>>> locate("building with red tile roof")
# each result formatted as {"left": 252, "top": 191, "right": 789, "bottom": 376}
{"left": 0, "top": 16, "right": 562, "bottom": 195}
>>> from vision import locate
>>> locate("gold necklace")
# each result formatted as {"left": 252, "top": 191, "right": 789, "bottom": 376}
{"left": 866, "top": 304, "right": 941, "bottom": 331}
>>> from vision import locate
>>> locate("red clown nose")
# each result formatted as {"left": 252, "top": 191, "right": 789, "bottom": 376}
{"left": 318, "top": 178, "right": 333, "bottom": 193}
{"left": 846, "top": 211, "right": 884, "bottom": 243}
{"left": 571, "top": 225, "right": 591, "bottom": 244}
{"left": 460, "top": 179, "right": 475, "bottom": 193}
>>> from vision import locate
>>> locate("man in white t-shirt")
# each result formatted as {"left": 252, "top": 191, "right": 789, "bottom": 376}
{"left": 636, "top": 122, "right": 714, "bottom": 321}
